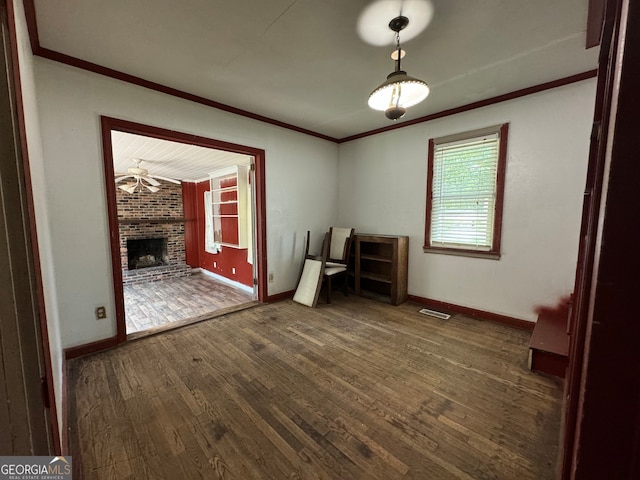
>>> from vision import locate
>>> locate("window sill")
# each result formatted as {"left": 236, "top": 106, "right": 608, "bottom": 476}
{"left": 423, "top": 246, "right": 501, "bottom": 260}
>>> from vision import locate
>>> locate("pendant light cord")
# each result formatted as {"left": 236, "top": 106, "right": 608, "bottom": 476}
{"left": 395, "top": 31, "right": 402, "bottom": 72}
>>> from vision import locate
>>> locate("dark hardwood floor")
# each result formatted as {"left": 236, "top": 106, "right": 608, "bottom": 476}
{"left": 68, "top": 295, "right": 562, "bottom": 479}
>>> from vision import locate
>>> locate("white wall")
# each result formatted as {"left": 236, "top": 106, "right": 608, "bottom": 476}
{"left": 12, "top": 1, "right": 64, "bottom": 445}
{"left": 34, "top": 59, "right": 338, "bottom": 348}
{"left": 338, "top": 80, "right": 596, "bottom": 322}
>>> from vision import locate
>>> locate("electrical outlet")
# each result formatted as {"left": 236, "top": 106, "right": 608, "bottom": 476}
{"left": 232, "top": 267, "right": 236, "bottom": 274}
{"left": 268, "top": 272, "right": 274, "bottom": 283}
{"left": 213, "top": 261, "right": 217, "bottom": 268}
{"left": 95, "top": 306, "right": 107, "bottom": 320}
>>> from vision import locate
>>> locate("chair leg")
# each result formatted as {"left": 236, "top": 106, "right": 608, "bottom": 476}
{"left": 343, "top": 273, "right": 348, "bottom": 297}
{"left": 326, "top": 276, "right": 332, "bottom": 304}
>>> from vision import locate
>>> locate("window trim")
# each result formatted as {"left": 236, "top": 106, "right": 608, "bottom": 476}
{"left": 424, "top": 123, "right": 509, "bottom": 259}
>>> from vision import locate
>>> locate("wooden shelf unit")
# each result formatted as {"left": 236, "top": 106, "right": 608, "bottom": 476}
{"left": 353, "top": 234, "right": 408, "bottom": 305}
{"left": 207, "top": 165, "right": 249, "bottom": 249}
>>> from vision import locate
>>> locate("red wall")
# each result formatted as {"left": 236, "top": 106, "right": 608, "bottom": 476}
{"left": 182, "top": 181, "right": 253, "bottom": 287}
{"left": 182, "top": 182, "right": 199, "bottom": 266}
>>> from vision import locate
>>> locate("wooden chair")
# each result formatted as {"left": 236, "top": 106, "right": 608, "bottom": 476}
{"left": 323, "top": 227, "right": 355, "bottom": 304}
{"left": 293, "top": 231, "right": 330, "bottom": 308}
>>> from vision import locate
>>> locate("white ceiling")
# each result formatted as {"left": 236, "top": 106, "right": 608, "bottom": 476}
{"left": 112, "top": 131, "right": 252, "bottom": 182}
{"left": 33, "top": 0, "right": 598, "bottom": 140}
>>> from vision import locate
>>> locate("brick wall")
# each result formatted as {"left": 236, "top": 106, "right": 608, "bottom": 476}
{"left": 117, "top": 181, "right": 184, "bottom": 220}
{"left": 116, "top": 181, "right": 190, "bottom": 284}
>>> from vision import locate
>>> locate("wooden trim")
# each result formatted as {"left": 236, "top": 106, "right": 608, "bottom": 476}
{"left": 339, "top": 71, "right": 597, "bottom": 143}
{"left": 424, "top": 138, "right": 435, "bottom": 252}
{"left": 20, "top": 0, "right": 39, "bottom": 54}
{"left": 126, "top": 301, "right": 259, "bottom": 342}
{"left": 33, "top": 43, "right": 337, "bottom": 143}
{"left": 253, "top": 154, "right": 268, "bottom": 302}
{"left": 100, "top": 116, "right": 268, "bottom": 339}
{"left": 492, "top": 123, "right": 509, "bottom": 254}
{"left": 22, "top": 0, "right": 596, "bottom": 145}
{"left": 100, "top": 117, "right": 127, "bottom": 344}
{"left": 22, "top": 0, "right": 336, "bottom": 142}
{"left": 60, "top": 355, "right": 68, "bottom": 454}
{"left": 6, "top": 0, "right": 60, "bottom": 453}
{"left": 266, "top": 290, "right": 295, "bottom": 303}
{"left": 564, "top": 1, "right": 640, "bottom": 477}
{"left": 587, "top": 0, "right": 606, "bottom": 48}
{"left": 562, "top": 1, "right": 620, "bottom": 476}
{"left": 408, "top": 295, "right": 535, "bottom": 331}
{"left": 422, "top": 246, "right": 500, "bottom": 259}
{"left": 63, "top": 336, "right": 118, "bottom": 360}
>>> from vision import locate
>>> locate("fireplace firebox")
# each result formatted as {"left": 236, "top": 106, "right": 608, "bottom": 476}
{"left": 127, "top": 237, "right": 169, "bottom": 270}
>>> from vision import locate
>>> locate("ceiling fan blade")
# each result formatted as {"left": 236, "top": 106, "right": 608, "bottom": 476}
{"left": 145, "top": 185, "right": 160, "bottom": 193}
{"left": 115, "top": 175, "right": 133, "bottom": 183}
{"left": 141, "top": 176, "right": 161, "bottom": 186}
{"left": 149, "top": 175, "right": 181, "bottom": 185}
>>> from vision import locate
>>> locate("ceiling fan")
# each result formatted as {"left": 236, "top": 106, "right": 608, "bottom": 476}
{"left": 114, "top": 159, "right": 181, "bottom": 193}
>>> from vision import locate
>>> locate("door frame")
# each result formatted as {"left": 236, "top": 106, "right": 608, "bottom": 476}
{"left": 561, "top": 0, "right": 640, "bottom": 477}
{"left": 100, "top": 116, "right": 267, "bottom": 344}
{"left": 1, "top": 0, "right": 59, "bottom": 453}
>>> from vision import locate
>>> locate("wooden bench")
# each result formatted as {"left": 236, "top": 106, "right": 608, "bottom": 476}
{"left": 529, "top": 313, "right": 570, "bottom": 378}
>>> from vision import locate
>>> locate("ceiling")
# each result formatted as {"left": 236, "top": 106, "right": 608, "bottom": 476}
{"left": 112, "top": 131, "right": 252, "bottom": 182}
{"left": 32, "top": 0, "right": 598, "bottom": 140}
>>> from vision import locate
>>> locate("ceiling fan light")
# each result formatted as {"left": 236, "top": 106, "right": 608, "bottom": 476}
{"left": 368, "top": 71, "right": 430, "bottom": 111}
{"left": 118, "top": 183, "right": 137, "bottom": 194}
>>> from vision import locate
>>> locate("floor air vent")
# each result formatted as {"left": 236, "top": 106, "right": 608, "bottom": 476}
{"left": 419, "top": 308, "right": 451, "bottom": 320}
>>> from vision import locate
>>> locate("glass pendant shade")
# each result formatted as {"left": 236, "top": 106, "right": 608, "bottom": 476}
{"left": 368, "top": 70, "right": 430, "bottom": 119}
{"left": 367, "top": 15, "right": 429, "bottom": 120}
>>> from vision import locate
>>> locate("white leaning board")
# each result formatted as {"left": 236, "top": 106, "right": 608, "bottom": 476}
{"left": 293, "top": 259, "right": 323, "bottom": 307}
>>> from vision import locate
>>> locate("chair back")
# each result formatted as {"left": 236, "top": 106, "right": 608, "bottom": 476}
{"left": 328, "top": 227, "right": 354, "bottom": 264}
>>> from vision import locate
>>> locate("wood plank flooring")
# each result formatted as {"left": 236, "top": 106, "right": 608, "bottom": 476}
{"left": 124, "top": 273, "right": 255, "bottom": 334}
{"left": 68, "top": 295, "right": 563, "bottom": 479}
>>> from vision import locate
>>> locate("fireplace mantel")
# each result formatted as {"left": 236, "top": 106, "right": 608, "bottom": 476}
{"left": 118, "top": 218, "right": 186, "bottom": 225}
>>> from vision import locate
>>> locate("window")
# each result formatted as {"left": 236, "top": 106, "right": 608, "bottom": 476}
{"left": 424, "top": 123, "right": 508, "bottom": 258}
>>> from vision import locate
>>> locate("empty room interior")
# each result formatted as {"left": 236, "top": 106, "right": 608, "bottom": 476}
{"left": 2, "top": 0, "right": 639, "bottom": 479}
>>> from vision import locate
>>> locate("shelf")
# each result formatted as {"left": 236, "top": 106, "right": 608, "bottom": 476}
{"left": 206, "top": 165, "right": 249, "bottom": 249}
{"left": 360, "top": 253, "right": 393, "bottom": 263}
{"left": 359, "top": 290, "right": 393, "bottom": 304}
{"left": 360, "top": 272, "right": 392, "bottom": 283}
{"left": 211, "top": 186, "right": 237, "bottom": 193}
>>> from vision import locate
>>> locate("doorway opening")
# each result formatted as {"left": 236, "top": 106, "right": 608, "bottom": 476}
{"left": 101, "top": 117, "right": 267, "bottom": 342}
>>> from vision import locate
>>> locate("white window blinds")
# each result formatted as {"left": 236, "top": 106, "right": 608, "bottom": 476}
{"left": 430, "top": 132, "right": 500, "bottom": 251}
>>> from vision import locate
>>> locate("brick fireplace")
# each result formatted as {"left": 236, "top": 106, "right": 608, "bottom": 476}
{"left": 117, "top": 181, "right": 191, "bottom": 285}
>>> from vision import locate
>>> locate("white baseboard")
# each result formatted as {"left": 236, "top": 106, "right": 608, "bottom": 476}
{"left": 195, "top": 268, "right": 255, "bottom": 294}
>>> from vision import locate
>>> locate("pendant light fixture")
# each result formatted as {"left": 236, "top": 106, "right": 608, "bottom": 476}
{"left": 368, "top": 15, "right": 430, "bottom": 120}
